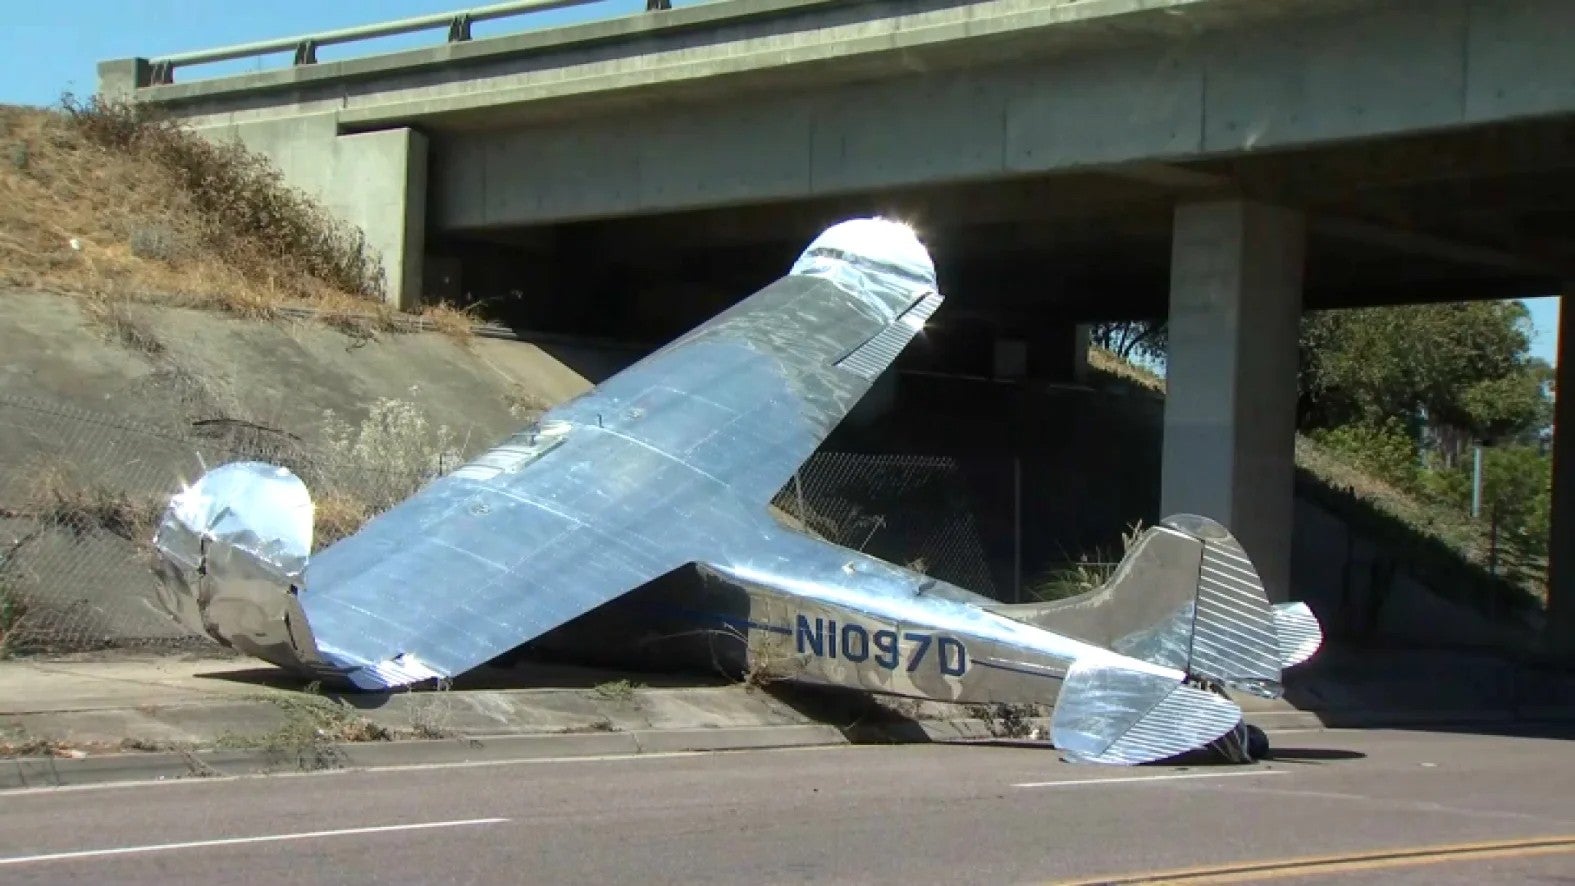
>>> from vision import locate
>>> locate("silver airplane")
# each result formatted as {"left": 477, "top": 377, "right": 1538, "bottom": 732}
{"left": 149, "top": 217, "right": 1321, "bottom": 766}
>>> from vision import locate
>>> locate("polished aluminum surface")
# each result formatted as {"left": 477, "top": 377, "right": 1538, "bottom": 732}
{"left": 151, "top": 462, "right": 333, "bottom": 676}
{"left": 1050, "top": 662, "right": 1242, "bottom": 766}
{"left": 1272, "top": 601, "right": 1324, "bottom": 669}
{"left": 149, "top": 215, "right": 1322, "bottom": 765}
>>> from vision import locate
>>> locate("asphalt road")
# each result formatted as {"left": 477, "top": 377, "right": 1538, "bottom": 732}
{"left": 1, "top": 727, "right": 1572, "bottom": 884}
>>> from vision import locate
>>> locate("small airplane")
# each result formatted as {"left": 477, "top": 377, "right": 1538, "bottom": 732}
{"left": 149, "top": 217, "right": 1321, "bottom": 765}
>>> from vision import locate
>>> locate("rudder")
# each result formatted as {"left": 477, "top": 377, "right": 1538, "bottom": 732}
{"left": 989, "top": 515, "right": 1322, "bottom": 696}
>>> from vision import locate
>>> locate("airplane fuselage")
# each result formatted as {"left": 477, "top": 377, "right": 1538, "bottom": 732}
{"left": 529, "top": 517, "right": 1183, "bottom": 711}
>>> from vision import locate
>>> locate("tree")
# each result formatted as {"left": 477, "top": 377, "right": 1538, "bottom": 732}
{"left": 1096, "top": 300, "right": 1551, "bottom": 457}
{"left": 1088, "top": 320, "right": 1167, "bottom": 363}
{"left": 1297, "top": 301, "right": 1547, "bottom": 458}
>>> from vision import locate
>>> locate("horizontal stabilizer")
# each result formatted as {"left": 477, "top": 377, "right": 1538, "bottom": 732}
{"left": 1272, "top": 602, "right": 1322, "bottom": 669}
{"left": 1050, "top": 660, "right": 1242, "bottom": 766}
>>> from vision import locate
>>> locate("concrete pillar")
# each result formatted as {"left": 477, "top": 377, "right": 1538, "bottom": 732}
{"left": 1161, "top": 201, "right": 1306, "bottom": 602}
{"left": 330, "top": 129, "right": 428, "bottom": 311}
{"left": 97, "top": 58, "right": 151, "bottom": 100}
{"left": 1547, "top": 294, "right": 1575, "bottom": 656}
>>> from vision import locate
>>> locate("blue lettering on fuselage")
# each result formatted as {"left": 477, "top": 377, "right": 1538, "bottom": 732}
{"left": 794, "top": 615, "right": 967, "bottom": 677}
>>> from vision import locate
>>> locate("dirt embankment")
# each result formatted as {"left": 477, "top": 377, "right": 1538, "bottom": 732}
{"left": 0, "top": 98, "right": 598, "bottom": 654}
{"left": 0, "top": 288, "right": 591, "bottom": 653}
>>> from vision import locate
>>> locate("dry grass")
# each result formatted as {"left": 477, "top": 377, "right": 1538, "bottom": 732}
{"left": 313, "top": 489, "right": 372, "bottom": 550}
{"left": 79, "top": 296, "right": 165, "bottom": 355}
{"left": 19, "top": 462, "right": 162, "bottom": 544}
{"left": 1087, "top": 347, "right": 1165, "bottom": 393}
{"left": 0, "top": 99, "right": 474, "bottom": 341}
{"left": 0, "top": 561, "right": 25, "bottom": 658}
{"left": 419, "top": 302, "right": 482, "bottom": 346}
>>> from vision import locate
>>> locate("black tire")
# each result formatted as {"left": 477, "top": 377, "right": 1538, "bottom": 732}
{"left": 1245, "top": 724, "right": 1270, "bottom": 760}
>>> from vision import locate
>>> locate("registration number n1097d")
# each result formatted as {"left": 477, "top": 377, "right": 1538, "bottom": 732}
{"left": 794, "top": 615, "right": 967, "bottom": 676}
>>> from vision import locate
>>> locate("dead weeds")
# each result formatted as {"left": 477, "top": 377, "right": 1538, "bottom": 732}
{"left": 18, "top": 461, "right": 162, "bottom": 544}
{"left": 0, "top": 98, "right": 472, "bottom": 341}
{"left": 314, "top": 489, "right": 372, "bottom": 549}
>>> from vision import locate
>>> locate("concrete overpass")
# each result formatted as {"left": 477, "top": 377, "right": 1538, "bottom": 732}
{"left": 103, "top": 0, "right": 1575, "bottom": 653}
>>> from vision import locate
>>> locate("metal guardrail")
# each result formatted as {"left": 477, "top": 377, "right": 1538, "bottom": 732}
{"left": 145, "top": 0, "right": 674, "bottom": 86}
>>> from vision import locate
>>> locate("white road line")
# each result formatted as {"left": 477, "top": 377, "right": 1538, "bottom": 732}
{"left": 0, "top": 817, "right": 509, "bottom": 867}
{"left": 0, "top": 744, "right": 862, "bottom": 799}
{"left": 1014, "top": 769, "right": 1287, "bottom": 789}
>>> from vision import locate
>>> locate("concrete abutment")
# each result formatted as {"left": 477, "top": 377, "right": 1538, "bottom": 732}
{"left": 203, "top": 116, "right": 429, "bottom": 310}
{"left": 97, "top": 57, "right": 431, "bottom": 311}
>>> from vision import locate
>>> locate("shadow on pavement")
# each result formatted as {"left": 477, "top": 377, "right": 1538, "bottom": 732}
{"left": 1261, "top": 747, "right": 1368, "bottom": 763}
{"left": 192, "top": 658, "right": 734, "bottom": 713}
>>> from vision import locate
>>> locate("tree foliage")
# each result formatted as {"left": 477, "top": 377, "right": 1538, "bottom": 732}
{"left": 1297, "top": 301, "right": 1544, "bottom": 444}
{"left": 1088, "top": 320, "right": 1167, "bottom": 364}
{"left": 1092, "top": 298, "right": 1556, "bottom": 575}
{"left": 1308, "top": 417, "right": 1419, "bottom": 490}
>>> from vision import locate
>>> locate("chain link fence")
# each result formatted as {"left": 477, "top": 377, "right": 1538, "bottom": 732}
{"left": 0, "top": 393, "right": 467, "bottom": 656}
{"left": 1, "top": 393, "right": 1022, "bottom": 657}
{"left": 770, "top": 452, "right": 1006, "bottom": 599}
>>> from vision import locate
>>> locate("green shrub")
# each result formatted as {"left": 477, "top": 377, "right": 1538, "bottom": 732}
{"left": 1309, "top": 418, "right": 1419, "bottom": 491}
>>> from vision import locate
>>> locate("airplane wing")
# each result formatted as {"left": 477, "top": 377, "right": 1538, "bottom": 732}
{"left": 151, "top": 218, "right": 944, "bottom": 687}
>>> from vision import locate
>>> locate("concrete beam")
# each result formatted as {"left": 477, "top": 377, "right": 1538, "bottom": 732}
{"left": 1161, "top": 201, "right": 1306, "bottom": 602}
{"left": 1309, "top": 216, "right": 1574, "bottom": 280}
{"left": 425, "top": 0, "right": 1575, "bottom": 229}
{"left": 134, "top": 0, "right": 1340, "bottom": 119}
{"left": 1548, "top": 294, "right": 1575, "bottom": 657}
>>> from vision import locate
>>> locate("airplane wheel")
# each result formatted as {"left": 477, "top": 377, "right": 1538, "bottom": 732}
{"left": 1245, "top": 724, "right": 1270, "bottom": 761}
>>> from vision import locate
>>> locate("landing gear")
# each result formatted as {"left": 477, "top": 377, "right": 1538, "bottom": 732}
{"left": 1193, "top": 678, "right": 1271, "bottom": 763}
{"left": 1207, "top": 721, "right": 1270, "bottom": 763}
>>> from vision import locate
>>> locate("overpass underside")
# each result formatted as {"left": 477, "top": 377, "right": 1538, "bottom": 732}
{"left": 436, "top": 117, "right": 1575, "bottom": 338}
{"left": 111, "top": 0, "right": 1575, "bottom": 654}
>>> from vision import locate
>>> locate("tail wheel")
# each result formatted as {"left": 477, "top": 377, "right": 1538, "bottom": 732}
{"left": 1245, "top": 724, "right": 1270, "bottom": 760}
{"left": 1195, "top": 679, "right": 1270, "bottom": 763}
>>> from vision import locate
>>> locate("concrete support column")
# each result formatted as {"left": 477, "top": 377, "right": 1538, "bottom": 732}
{"left": 330, "top": 129, "right": 428, "bottom": 311}
{"left": 1161, "top": 201, "right": 1306, "bottom": 602}
{"left": 1547, "top": 294, "right": 1575, "bottom": 656}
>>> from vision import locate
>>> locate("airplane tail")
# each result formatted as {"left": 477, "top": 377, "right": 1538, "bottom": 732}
{"left": 991, "top": 514, "right": 1322, "bottom": 695}
{"left": 989, "top": 515, "right": 1323, "bottom": 764}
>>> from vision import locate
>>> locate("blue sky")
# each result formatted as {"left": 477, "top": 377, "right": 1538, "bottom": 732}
{"left": 0, "top": 0, "right": 1564, "bottom": 367}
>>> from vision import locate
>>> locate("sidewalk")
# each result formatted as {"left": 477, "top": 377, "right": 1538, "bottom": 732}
{"left": 4, "top": 649, "right": 1572, "bottom": 790}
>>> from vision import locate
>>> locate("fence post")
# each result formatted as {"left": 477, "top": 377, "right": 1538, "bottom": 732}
{"left": 1013, "top": 456, "right": 1022, "bottom": 603}
{"left": 794, "top": 471, "right": 806, "bottom": 529}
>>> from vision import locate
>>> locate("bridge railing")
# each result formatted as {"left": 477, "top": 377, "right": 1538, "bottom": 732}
{"left": 143, "top": 0, "right": 673, "bottom": 86}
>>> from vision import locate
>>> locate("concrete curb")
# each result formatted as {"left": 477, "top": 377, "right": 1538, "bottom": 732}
{"left": 7, "top": 708, "right": 1572, "bottom": 792}
{"left": 1, "top": 724, "right": 847, "bottom": 792}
